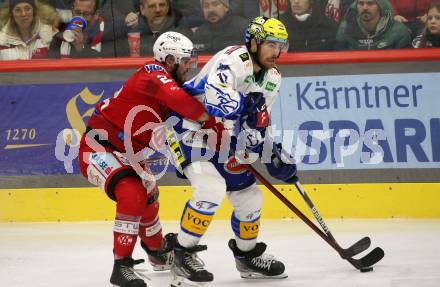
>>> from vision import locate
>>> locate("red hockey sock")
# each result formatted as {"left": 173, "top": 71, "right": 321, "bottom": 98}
{"left": 138, "top": 187, "right": 163, "bottom": 250}
{"left": 139, "top": 219, "right": 163, "bottom": 250}
{"left": 112, "top": 177, "right": 148, "bottom": 259}
{"left": 113, "top": 214, "right": 140, "bottom": 259}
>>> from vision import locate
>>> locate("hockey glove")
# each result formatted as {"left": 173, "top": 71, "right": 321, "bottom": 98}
{"left": 265, "top": 143, "right": 298, "bottom": 183}
{"left": 242, "top": 92, "right": 266, "bottom": 115}
{"left": 202, "top": 117, "right": 233, "bottom": 152}
{"left": 241, "top": 92, "right": 269, "bottom": 130}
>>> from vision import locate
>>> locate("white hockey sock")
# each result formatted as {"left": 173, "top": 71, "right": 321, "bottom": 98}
{"left": 235, "top": 237, "right": 257, "bottom": 252}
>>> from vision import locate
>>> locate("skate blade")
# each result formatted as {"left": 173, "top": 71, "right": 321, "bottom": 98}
{"left": 240, "top": 271, "right": 288, "bottom": 279}
{"left": 152, "top": 264, "right": 172, "bottom": 271}
{"left": 171, "top": 275, "right": 210, "bottom": 287}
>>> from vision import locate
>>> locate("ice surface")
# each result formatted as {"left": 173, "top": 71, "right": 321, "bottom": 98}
{"left": 1, "top": 219, "right": 439, "bottom": 287}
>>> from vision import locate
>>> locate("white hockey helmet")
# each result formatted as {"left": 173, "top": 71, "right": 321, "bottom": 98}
{"left": 153, "top": 31, "right": 196, "bottom": 65}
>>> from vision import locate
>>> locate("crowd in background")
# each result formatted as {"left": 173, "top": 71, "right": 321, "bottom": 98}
{"left": 0, "top": 0, "right": 439, "bottom": 60}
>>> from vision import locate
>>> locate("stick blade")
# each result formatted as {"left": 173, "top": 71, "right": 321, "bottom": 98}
{"left": 344, "top": 237, "right": 371, "bottom": 257}
{"left": 359, "top": 247, "right": 385, "bottom": 267}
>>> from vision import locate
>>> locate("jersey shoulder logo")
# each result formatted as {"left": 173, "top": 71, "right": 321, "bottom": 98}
{"left": 144, "top": 64, "right": 165, "bottom": 73}
{"left": 239, "top": 52, "right": 250, "bottom": 62}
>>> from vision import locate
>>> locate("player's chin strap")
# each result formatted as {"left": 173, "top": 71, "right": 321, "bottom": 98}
{"left": 171, "top": 63, "right": 182, "bottom": 85}
{"left": 247, "top": 40, "right": 264, "bottom": 72}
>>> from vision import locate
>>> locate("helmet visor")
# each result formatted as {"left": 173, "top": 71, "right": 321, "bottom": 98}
{"left": 181, "top": 49, "right": 198, "bottom": 69}
{"left": 264, "top": 36, "right": 289, "bottom": 53}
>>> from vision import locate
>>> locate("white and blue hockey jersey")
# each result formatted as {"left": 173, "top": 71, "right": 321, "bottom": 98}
{"left": 183, "top": 45, "right": 282, "bottom": 122}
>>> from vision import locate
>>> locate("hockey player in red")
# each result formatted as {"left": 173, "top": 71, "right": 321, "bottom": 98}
{"left": 78, "top": 31, "right": 209, "bottom": 287}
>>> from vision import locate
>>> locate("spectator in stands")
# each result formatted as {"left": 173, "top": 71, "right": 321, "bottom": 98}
{"left": 143, "top": 0, "right": 241, "bottom": 32}
{"left": 324, "top": 0, "right": 355, "bottom": 23}
{"left": 49, "top": 0, "right": 128, "bottom": 58}
{"left": 171, "top": 0, "right": 204, "bottom": 29}
{"left": 120, "top": 1, "right": 139, "bottom": 29}
{"left": 48, "top": 0, "right": 105, "bottom": 23}
{"left": 390, "top": 0, "right": 432, "bottom": 38}
{"left": 191, "top": 0, "right": 247, "bottom": 54}
{"left": 115, "top": 0, "right": 138, "bottom": 15}
{"left": 239, "top": 0, "right": 289, "bottom": 19}
{"left": 336, "top": 0, "right": 412, "bottom": 50}
{"left": 48, "top": 0, "right": 73, "bottom": 23}
{"left": 98, "top": 0, "right": 139, "bottom": 31}
{"left": 0, "top": 0, "right": 59, "bottom": 60}
{"left": 281, "top": 0, "right": 338, "bottom": 51}
{"left": 137, "top": 0, "right": 190, "bottom": 55}
{"left": 413, "top": 2, "right": 440, "bottom": 47}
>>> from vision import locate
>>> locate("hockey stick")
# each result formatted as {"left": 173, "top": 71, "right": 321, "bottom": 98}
{"left": 293, "top": 180, "right": 371, "bottom": 258}
{"left": 243, "top": 164, "right": 385, "bottom": 271}
{"left": 274, "top": 146, "right": 371, "bottom": 256}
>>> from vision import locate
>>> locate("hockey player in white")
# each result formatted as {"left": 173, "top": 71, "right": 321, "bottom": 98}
{"left": 166, "top": 16, "right": 298, "bottom": 287}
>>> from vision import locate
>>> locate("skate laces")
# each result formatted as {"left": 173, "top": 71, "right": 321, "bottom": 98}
{"left": 180, "top": 245, "right": 208, "bottom": 272}
{"left": 250, "top": 254, "right": 276, "bottom": 270}
{"left": 184, "top": 252, "right": 206, "bottom": 272}
{"left": 120, "top": 258, "right": 151, "bottom": 282}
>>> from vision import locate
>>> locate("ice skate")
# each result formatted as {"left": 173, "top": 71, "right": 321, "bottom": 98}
{"left": 141, "top": 233, "right": 176, "bottom": 271}
{"left": 170, "top": 244, "right": 214, "bottom": 287}
{"left": 110, "top": 257, "right": 149, "bottom": 287}
{"left": 228, "top": 239, "right": 287, "bottom": 279}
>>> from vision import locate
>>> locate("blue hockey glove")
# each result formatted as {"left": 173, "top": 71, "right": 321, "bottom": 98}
{"left": 242, "top": 92, "right": 266, "bottom": 115}
{"left": 241, "top": 92, "right": 269, "bottom": 130}
{"left": 265, "top": 143, "right": 298, "bottom": 183}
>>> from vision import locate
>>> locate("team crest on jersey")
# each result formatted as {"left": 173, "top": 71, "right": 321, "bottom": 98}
{"left": 239, "top": 52, "right": 250, "bottom": 62}
{"left": 204, "top": 85, "right": 241, "bottom": 116}
{"left": 144, "top": 64, "right": 165, "bottom": 73}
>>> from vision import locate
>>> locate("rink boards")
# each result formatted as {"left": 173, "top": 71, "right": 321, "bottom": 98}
{"left": 1, "top": 183, "right": 439, "bottom": 222}
{"left": 0, "top": 52, "right": 439, "bottom": 222}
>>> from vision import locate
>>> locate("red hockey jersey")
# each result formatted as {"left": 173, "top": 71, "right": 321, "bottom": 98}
{"left": 92, "top": 61, "right": 205, "bottom": 152}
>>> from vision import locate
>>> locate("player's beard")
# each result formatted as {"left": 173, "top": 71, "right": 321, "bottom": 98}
{"left": 256, "top": 47, "right": 276, "bottom": 70}
{"left": 172, "top": 64, "right": 183, "bottom": 86}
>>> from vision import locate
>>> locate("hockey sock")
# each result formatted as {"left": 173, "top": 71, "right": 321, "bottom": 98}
{"left": 177, "top": 200, "right": 215, "bottom": 248}
{"left": 139, "top": 183, "right": 163, "bottom": 250}
{"left": 113, "top": 177, "right": 148, "bottom": 259}
{"left": 113, "top": 213, "right": 140, "bottom": 259}
{"left": 139, "top": 216, "right": 163, "bottom": 250}
{"left": 231, "top": 212, "right": 260, "bottom": 252}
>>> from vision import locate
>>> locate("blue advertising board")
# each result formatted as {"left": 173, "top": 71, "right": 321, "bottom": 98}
{"left": 0, "top": 82, "right": 122, "bottom": 175}
{"left": 271, "top": 72, "right": 440, "bottom": 170}
{"left": 1, "top": 72, "right": 439, "bottom": 175}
